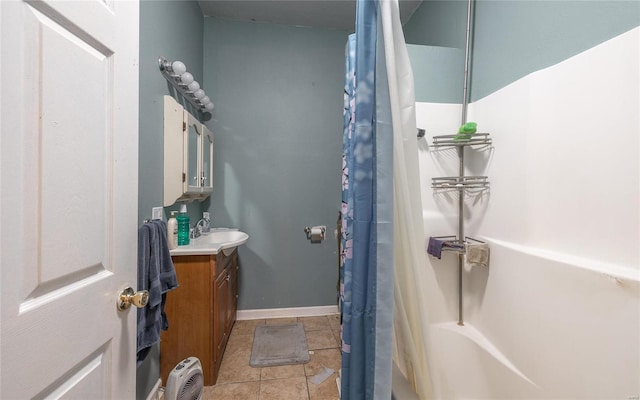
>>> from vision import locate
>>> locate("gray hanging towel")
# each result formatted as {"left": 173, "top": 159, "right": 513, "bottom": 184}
{"left": 136, "top": 220, "right": 179, "bottom": 366}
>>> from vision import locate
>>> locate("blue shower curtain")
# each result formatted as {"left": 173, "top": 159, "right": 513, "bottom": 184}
{"left": 340, "top": 0, "right": 394, "bottom": 398}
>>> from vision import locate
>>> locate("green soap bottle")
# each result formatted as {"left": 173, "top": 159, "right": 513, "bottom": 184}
{"left": 177, "top": 203, "right": 190, "bottom": 246}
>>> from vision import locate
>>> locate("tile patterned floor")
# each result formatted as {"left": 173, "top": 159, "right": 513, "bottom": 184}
{"left": 203, "top": 314, "right": 341, "bottom": 400}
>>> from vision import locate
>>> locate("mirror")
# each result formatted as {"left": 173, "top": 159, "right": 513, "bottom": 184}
{"left": 187, "top": 122, "right": 200, "bottom": 189}
{"left": 202, "top": 128, "right": 213, "bottom": 190}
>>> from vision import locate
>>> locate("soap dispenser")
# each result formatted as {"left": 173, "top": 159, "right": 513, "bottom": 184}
{"left": 177, "top": 203, "right": 190, "bottom": 246}
{"left": 167, "top": 211, "right": 178, "bottom": 250}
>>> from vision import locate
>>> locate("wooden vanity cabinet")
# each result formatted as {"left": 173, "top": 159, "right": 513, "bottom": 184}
{"left": 160, "top": 249, "right": 238, "bottom": 386}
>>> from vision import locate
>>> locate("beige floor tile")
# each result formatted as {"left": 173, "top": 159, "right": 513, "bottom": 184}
{"left": 330, "top": 328, "right": 342, "bottom": 348}
{"left": 202, "top": 381, "right": 259, "bottom": 400}
{"left": 216, "top": 349, "right": 261, "bottom": 384}
{"left": 225, "top": 332, "right": 253, "bottom": 354}
{"left": 304, "top": 349, "right": 341, "bottom": 377}
{"left": 265, "top": 317, "right": 298, "bottom": 325}
{"left": 327, "top": 314, "right": 340, "bottom": 332}
{"left": 259, "top": 376, "right": 310, "bottom": 400}
{"left": 306, "top": 329, "right": 339, "bottom": 350}
{"left": 298, "top": 316, "right": 330, "bottom": 331}
{"left": 231, "top": 319, "right": 265, "bottom": 336}
{"left": 260, "top": 363, "right": 306, "bottom": 380}
{"left": 213, "top": 314, "right": 342, "bottom": 398}
{"left": 307, "top": 374, "right": 340, "bottom": 400}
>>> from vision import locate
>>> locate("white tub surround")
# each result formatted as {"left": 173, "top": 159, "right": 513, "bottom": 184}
{"left": 417, "top": 27, "right": 640, "bottom": 399}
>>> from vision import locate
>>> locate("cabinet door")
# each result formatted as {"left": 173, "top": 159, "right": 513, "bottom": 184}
{"left": 164, "top": 96, "right": 186, "bottom": 206}
{"left": 228, "top": 259, "right": 238, "bottom": 331}
{"left": 214, "top": 271, "right": 229, "bottom": 364}
{"left": 161, "top": 256, "right": 215, "bottom": 385}
{"left": 184, "top": 111, "right": 201, "bottom": 194}
{"left": 201, "top": 125, "right": 213, "bottom": 193}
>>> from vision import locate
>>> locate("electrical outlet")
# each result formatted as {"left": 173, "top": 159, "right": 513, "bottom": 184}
{"left": 152, "top": 207, "right": 163, "bottom": 220}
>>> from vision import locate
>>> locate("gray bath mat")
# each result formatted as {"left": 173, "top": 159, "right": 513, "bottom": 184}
{"left": 250, "top": 323, "right": 310, "bottom": 367}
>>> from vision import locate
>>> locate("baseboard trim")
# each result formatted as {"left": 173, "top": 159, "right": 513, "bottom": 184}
{"left": 145, "top": 378, "right": 162, "bottom": 400}
{"left": 236, "top": 305, "right": 339, "bottom": 320}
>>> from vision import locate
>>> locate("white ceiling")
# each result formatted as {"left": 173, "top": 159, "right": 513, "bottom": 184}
{"left": 197, "top": 0, "right": 423, "bottom": 31}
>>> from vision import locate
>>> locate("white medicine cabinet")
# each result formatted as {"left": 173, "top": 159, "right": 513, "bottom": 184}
{"left": 164, "top": 96, "right": 214, "bottom": 206}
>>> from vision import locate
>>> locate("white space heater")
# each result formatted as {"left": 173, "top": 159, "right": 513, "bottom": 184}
{"left": 165, "top": 357, "right": 204, "bottom": 400}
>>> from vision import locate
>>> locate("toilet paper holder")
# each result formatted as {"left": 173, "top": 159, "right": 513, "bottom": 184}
{"left": 304, "top": 225, "right": 326, "bottom": 241}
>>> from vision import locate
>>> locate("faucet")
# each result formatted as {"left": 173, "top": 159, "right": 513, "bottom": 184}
{"left": 189, "top": 225, "right": 201, "bottom": 239}
{"left": 192, "top": 217, "right": 209, "bottom": 238}
{"left": 201, "top": 212, "right": 211, "bottom": 233}
{"left": 191, "top": 213, "right": 211, "bottom": 239}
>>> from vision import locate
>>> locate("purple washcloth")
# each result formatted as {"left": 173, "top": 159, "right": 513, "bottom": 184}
{"left": 427, "top": 237, "right": 444, "bottom": 259}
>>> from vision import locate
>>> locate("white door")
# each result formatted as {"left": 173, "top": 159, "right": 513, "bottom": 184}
{"left": 1, "top": 0, "right": 139, "bottom": 398}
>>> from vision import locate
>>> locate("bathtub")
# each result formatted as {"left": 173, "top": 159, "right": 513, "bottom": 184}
{"left": 392, "top": 363, "right": 419, "bottom": 400}
{"left": 408, "top": 235, "right": 640, "bottom": 399}
{"left": 429, "top": 322, "right": 542, "bottom": 399}
{"left": 377, "top": 232, "right": 640, "bottom": 400}
{"left": 390, "top": 321, "right": 540, "bottom": 400}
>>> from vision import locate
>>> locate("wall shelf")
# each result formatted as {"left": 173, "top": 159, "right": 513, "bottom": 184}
{"left": 431, "top": 235, "right": 487, "bottom": 255}
{"left": 430, "top": 132, "right": 492, "bottom": 148}
{"left": 432, "top": 176, "right": 489, "bottom": 190}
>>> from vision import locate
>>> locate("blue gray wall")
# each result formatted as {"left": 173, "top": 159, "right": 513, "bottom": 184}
{"left": 403, "top": 0, "right": 467, "bottom": 48}
{"left": 407, "top": 44, "right": 464, "bottom": 103}
{"left": 202, "top": 18, "right": 348, "bottom": 310}
{"left": 404, "top": 0, "right": 466, "bottom": 103}
{"left": 138, "top": 0, "right": 206, "bottom": 227}
{"left": 404, "top": 0, "right": 639, "bottom": 104}
{"left": 137, "top": 1, "right": 204, "bottom": 398}
{"left": 471, "top": 0, "right": 640, "bottom": 100}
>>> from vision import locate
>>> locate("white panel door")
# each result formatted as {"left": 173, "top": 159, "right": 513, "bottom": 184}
{"left": 0, "top": 0, "right": 139, "bottom": 398}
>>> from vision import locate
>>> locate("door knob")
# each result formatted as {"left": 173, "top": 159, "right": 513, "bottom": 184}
{"left": 117, "top": 286, "right": 149, "bottom": 311}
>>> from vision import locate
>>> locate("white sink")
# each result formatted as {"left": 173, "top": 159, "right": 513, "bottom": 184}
{"left": 170, "top": 229, "right": 249, "bottom": 256}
